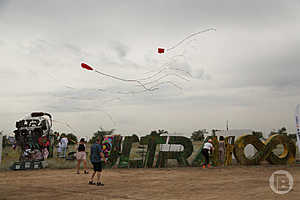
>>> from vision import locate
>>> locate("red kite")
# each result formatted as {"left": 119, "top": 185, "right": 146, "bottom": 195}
{"left": 158, "top": 48, "right": 165, "bottom": 54}
{"left": 81, "top": 63, "right": 94, "bottom": 71}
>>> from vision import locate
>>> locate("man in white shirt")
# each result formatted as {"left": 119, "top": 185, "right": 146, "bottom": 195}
{"left": 202, "top": 139, "right": 214, "bottom": 168}
{"left": 57, "top": 141, "right": 62, "bottom": 157}
{"left": 60, "top": 135, "right": 68, "bottom": 158}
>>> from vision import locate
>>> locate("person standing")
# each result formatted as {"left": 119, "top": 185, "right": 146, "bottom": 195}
{"left": 202, "top": 139, "right": 214, "bottom": 168}
{"left": 76, "top": 138, "right": 88, "bottom": 174}
{"left": 42, "top": 148, "right": 49, "bottom": 160}
{"left": 60, "top": 135, "right": 68, "bottom": 158}
{"left": 218, "top": 136, "right": 225, "bottom": 165}
{"left": 57, "top": 140, "right": 62, "bottom": 157}
{"left": 89, "top": 138, "right": 106, "bottom": 186}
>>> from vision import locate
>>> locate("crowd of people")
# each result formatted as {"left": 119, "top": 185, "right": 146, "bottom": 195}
{"left": 56, "top": 135, "right": 106, "bottom": 186}
{"left": 54, "top": 135, "right": 226, "bottom": 186}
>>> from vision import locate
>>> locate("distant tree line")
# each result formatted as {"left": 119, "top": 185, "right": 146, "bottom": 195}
{"left": 89, "top": 127, "right": 115, "bottom": 144}
{"left": 2, "top": 126, "right": 298, "bottom": 148}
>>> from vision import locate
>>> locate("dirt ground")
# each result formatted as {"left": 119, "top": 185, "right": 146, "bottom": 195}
{"left": 0, "top": 166, "right": 299, "bottom": 200}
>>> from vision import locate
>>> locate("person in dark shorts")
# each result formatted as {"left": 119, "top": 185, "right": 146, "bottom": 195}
{"left": 89, "top": 138, "right": 106, "bottom": 186}
{"left": 202, "top": 139, "right": 214, "bottom": 168}
{"left": 76, "top": 138, "right": 88, "bottom": 174}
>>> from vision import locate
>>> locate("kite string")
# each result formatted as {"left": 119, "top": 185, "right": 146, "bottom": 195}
{"left": 94, "top": 69, "right": 153, "bottom": 91}
{"left": 141, "top": 73, "right": 190, "bottom": 86}
{"left": 149, "top": 81, "right": 183, "bottom": 90}
{"left": 53, "top": 120, "right": 79, "bottom": 135}
{"left": 138, "top": 63, "right": 192, "bottom": 80}
{"left": 166, "top": 28, "right": 216, "bottom": 51}
{"left": 97, "top": 108, "right": 116, "bottom": 126}
{"left": 165, "top": 54, "right": 193, "bottom": 78}
{"left": 85, "top": 61, "right": 190, "bottom": 95}
{"left": 116, "top": 80, "right": 183, "bottom": 94}
{"left": 93, "top": 68, "right": 188, "bottom": 91}
{"left": 143, "top": 55, "right": 192, "bottom": 81}
{"left": 143, "top": 54, "right": 188, "bottom": 74}
{"left": 117, "top": 87, "right": 160, "bottom": 95}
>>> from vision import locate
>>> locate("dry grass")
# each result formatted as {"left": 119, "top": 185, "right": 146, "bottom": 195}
{"left": 0, "top": 146, "right": 22, "bottom": 170}
{"left": 47, "top": 144, "right": 93, "bottom": 169}
{"left": 0, "top": 145, "right": 92, "bottom": 170}
{"left": 1, "top": 167, "right": 300, "bottom": 200}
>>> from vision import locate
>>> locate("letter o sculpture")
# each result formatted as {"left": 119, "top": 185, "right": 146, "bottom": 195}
{"left": 233, "top": 134, "right": 296, "bottom": 165}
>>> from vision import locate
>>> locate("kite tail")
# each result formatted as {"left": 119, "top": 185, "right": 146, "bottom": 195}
{"left": 166, "top": 28, "right": 216, "bottom": 51}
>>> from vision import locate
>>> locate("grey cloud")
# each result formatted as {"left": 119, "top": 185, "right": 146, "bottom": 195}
{"left": 131, "top": 91, "right": 253, "bottom": 108}
{"left": 0, "top": 0, "right": 9, "bottom": 11}
{"left": 192, "top": 68, "right": 211, "bottom": 80}
{"left": 110, "top": 41, "right": 129, "bottom": 59}
{"left": 63, "top": 43, "right": 87, "bottom": 57}
{"left": 47, "top": 88, "right": 122, "bottom": 101}
{"left": 18, "top": 38, "right": 81, "bottom": 58}
{"left": 0, "top": 66, "right": 17, "bottom": 79}
{"left": 44, "top": 100, "right": 109, "bottom": 113}
{"left": 38, "top": 93, "right": 107, "bottom": 113}
{"left": 222, "top": 40, "right": 300, "bottom": 91}
{"left": 15, "top": 37, "right": 140, "bottom": 73}
{"left": 91, "top": 1, "right": 300, "bottom": 31}
{"left": 1, "top": 0, "right": 300, "bottom": 135}
{"left": 3, "top": 0, "right": 298, "bottom": 33}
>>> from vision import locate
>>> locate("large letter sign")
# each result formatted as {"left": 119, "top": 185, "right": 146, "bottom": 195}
{"left": 233, "top": 134, "right": 296, "bottom": 165}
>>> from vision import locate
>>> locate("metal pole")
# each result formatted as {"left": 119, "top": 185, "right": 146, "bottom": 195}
{"left": 295, "top": 105, "right": 300, "bottom": 154}
{"left": 226, "top": 120, "right": 229, "bottom": 131}
{"left": 0, "top": 132, "right": 3, "bottom": 166}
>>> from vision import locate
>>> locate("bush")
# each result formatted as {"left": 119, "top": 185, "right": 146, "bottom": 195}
{"left": 191, "top": 130, "right": 205, "bottom": 141}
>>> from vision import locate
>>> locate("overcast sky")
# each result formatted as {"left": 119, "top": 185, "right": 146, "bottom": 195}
{"left": 0, "top": 0, "right": 300, "bottom": 138}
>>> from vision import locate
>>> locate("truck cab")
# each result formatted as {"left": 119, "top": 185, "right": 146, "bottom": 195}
{"left": 12, "top": 112, "right": 55, "bottom": 169}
